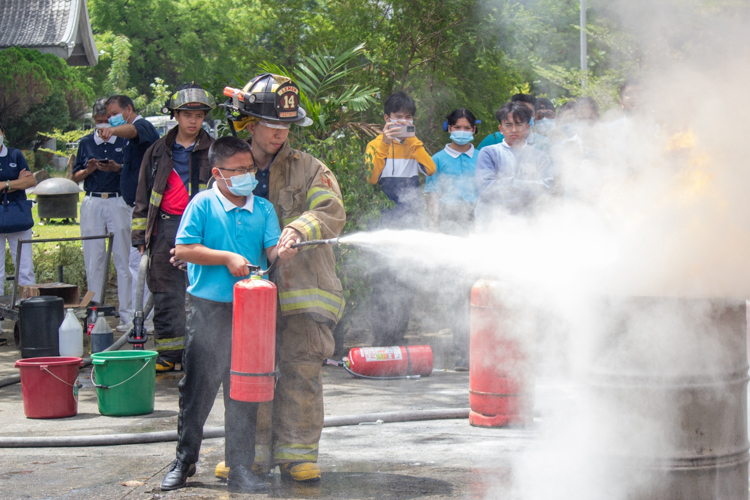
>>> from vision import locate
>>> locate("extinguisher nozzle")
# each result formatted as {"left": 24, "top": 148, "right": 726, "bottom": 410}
{"left": 291, "top": 238, "right": 340, "bottom": 249}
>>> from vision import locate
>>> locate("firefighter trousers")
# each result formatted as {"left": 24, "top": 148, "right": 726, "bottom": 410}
{"left": 176, "top": 294, "right": 259, "bottom": 466}
{"left": 254, "top": 313, "right": 335, "bottom": 466}
{"left": 147, "top": 213, "right": 186, "bottom": 362}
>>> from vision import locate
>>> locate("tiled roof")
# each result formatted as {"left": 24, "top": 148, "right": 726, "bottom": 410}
{"left": 0, "top": 0, "right": 98, "bottom": 66}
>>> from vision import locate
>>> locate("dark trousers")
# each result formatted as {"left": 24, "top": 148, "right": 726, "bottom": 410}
{"left": 176, "top": 294, "right": 259, "bottom": 467}
{"left": 147, "top": 213, "right": 187, "bottom": 362}
{"left": 369, "top": 260, "right": 414, "bottom": 347}
{"left": 438, "top": 202, "right": 474, "bottom": 360}
{"left": 368, "top": 184, "right": 422, "bottom": 347}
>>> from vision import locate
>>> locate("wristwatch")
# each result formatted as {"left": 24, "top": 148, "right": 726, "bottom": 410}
{"left": 6, "top": 180, "right": 10, "bottom": 191}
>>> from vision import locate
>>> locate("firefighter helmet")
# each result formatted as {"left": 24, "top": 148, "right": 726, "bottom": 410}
{"left": 162, "top": 82, "right": 216, "bottom": 116}
{"left": 223, "top": 73, "right": 312, "bottom": 127}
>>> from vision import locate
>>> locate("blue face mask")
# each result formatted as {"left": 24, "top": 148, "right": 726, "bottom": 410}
{"left": 529, "top": 116, "right": 535, "bottom": 127}
{"left": 561, "top": 123, "right": 578, "bottom": 138}
{"left": 449, "top": 130, "right": 474, "bottom": 145}
{"left": 108, "top": 113, "right": 127, "bottom": 127}
{"left": 221, "top": 172, "right": 258, "bottom": 196}
{"left": 535, "top": 118, "right": 555, "bottom": 136}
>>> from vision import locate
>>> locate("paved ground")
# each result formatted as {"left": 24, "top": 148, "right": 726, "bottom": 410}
{"left": 0, "top": 310, "right": 530, "bottom": 500}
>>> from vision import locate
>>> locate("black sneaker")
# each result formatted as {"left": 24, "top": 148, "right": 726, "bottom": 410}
{"left": 160, "top": 459, "right": 196, "bottom": 491}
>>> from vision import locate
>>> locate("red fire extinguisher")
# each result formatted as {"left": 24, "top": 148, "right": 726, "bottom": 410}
{"left": 344, "top": 346, "right": 433, "bottom": 379}
{"left": 469, "top": 279, "right": 533, "bottom": 427}
{"left": 231, "top": 276, "right": 278, "bottom": 402}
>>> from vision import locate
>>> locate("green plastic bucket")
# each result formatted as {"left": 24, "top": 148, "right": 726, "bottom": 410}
{"left": 90, "top": 350, "right": 158, "bottom": 416}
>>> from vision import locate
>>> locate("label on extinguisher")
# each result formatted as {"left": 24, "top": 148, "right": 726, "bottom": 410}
{"left": 361, "top": 347, "right": 402, "bottom": 362}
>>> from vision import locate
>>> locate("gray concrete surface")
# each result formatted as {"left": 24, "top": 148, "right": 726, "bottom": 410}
{"left": 0, "top": 318, "right": 530, "bottom": 500}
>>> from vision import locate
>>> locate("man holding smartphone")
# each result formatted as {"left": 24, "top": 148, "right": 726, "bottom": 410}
{"left": 365, "top": 91, "right": 436, "bottom": 346}
{"left": 73, "top": 99, "right": 133, "bottom": 325}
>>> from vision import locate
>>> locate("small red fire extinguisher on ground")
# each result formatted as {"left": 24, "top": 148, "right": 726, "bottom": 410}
{"left": 333, "top": 345, "right": 433, "bottom": 379}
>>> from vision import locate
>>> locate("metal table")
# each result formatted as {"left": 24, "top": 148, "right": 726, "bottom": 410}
{"left": 0, "top": 233, "right": 116, "bottom": 348}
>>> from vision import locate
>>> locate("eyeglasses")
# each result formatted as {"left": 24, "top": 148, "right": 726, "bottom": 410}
{"left": 501, "top": 122, "right": 528, "bottom": 130}
{"left": 218, "top": 165, "right": 257, "bottom": 175}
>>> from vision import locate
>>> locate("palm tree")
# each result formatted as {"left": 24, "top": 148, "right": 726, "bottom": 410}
{"left": 259, "top": 43, "right": 380, "bottom": 139}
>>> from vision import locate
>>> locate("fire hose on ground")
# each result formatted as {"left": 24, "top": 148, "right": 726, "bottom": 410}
{"left": 0, "top": 253, "right": 153, "bottom": 389}
{"left": 0, "top": 408, "right": 470, "bottom": 448}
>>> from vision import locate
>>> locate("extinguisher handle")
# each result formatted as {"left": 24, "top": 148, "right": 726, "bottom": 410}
{"left": 246, "top": 256, "right": 280, "bottom": 277}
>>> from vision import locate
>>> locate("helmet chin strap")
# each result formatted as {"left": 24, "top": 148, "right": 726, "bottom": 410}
{"left": 227, "top": 119, "right": 238, "bottom": 137}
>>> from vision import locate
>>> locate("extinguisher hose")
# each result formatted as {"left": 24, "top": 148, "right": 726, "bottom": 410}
{"left": 0, "top": 407, "right": 470, "bottom": 447}
{"left": 251, "top": 238, "right": 340, "bottom": 278}
{"left": 343, "top": 364, "right": 422, "bottom": 380}
{"left": 326, "top": 359, "right": 422, "bottom": 380}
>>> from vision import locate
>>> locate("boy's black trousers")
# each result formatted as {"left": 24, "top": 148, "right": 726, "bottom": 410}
{"left": 175, "top": 293, "right": 259, "bottom": 467}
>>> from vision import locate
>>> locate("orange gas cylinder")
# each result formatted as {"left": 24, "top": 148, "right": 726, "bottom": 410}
{"left": 469, "top": 279, "right": 533, "bottom": 427}
{"left": 231, "top": 276, "right": 277, "bottom": 402}
{"left": 347, "top": 346, "right": 433, "bottom": 377}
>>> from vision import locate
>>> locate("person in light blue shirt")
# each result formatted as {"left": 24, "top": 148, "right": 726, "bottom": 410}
{"left": 162, "top": 136, "right": 295, "bottom": 494}
{"left": 425, "top": 108, "right": 479, "bottom": 234}
{"left": 425, "top": 108, "right": 480, "bottom": 370}
{"left": 475, "top": 102, "right": 554, "bottom": 225}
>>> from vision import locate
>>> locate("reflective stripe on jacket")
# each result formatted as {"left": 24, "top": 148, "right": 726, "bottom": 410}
{"left": 131, "top": 128, "right": 213, "bottom": 248}
{"left": 258, "top": 140, "right": 347, "bottom": 323}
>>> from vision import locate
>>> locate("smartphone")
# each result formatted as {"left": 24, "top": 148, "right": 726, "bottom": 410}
{"left": 394, "top": 123, "right": 415, "bottom": 139}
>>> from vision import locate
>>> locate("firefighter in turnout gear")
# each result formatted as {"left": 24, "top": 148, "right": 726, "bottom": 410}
{"left": 215, "top": 73, "right": 345, "bottom": 482}
{"left": 131, "top": 83, "right": 216, "bottom": 372}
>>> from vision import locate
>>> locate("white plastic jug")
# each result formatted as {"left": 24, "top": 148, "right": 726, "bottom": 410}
{"left": 58, "top": 308, "right": 83, "bottom": 357}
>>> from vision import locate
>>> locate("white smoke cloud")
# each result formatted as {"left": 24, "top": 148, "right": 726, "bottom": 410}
{"left": 345, "top": 2, "right": 750, "bottom": 499}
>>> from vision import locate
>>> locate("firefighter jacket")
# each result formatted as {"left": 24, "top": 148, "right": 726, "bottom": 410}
{"left": 131, "top": 128, "right": 213, "bottom": 248}
{"left": 258, "top": 140, "right": 347, "bottom": 324}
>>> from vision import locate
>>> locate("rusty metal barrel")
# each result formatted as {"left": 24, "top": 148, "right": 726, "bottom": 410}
{"left": 469, "top": 279, "right": 533, "bottom": 427}
{"left": 588, "top": 297, "right": 749, "bottom": 500}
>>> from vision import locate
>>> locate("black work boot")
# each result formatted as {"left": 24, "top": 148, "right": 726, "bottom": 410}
{"left": 160, "top": 459, "right": 196, "bottom": 491}
{"left": 227, "top": 465, "right": 271, "bottom": 493}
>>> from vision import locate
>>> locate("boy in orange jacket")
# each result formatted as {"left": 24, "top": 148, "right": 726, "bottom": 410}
{"left": 365, "top": 92, "right": 436, "bottom": 346}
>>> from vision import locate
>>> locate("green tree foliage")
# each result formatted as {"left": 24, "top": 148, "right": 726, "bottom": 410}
{"left": 86, "top": 32, "right": 171, "bottom": 114}
{"left": 259, "top": 44, "right": 380, "bottom": 139}
{"left": 0, "top": 48, "right": 94, "bottom": 148}
{"left": 88, "top": 0, "right": 525, "bottom": 151}
{"left": 88, "top": 0, "right": 235, "bottom": 93}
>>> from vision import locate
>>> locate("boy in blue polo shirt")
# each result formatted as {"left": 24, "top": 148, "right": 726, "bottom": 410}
{"left": 160, "top": 136, "right": 296, "bottom": 493}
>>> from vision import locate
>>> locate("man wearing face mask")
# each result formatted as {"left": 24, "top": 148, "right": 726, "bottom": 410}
{"left": 130, "top": 84, "right": 216, "bottom": 372}
{"left": 534, "top": 98, "right": 557, "bottom": 138}
{"left": 215, "top": 73, "right": 345, "bottom": 483}
{"left": 100, "top": 95, "right": 160, "bottom": 334}
{"left": 72, "top": 99, "right": 132, "bottom": 324}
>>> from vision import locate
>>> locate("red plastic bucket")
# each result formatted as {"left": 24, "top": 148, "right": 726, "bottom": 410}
{"left": 15, "top": 357, "right": 83, "bottom": 419}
